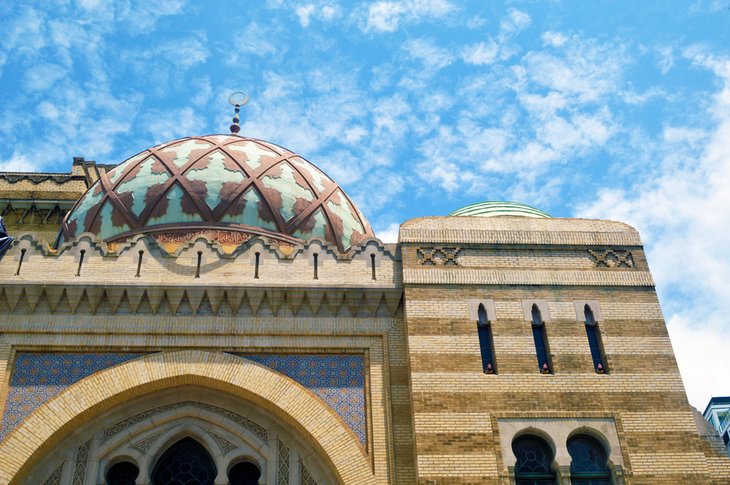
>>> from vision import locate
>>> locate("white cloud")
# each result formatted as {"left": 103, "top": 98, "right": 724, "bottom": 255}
{"left": 1, "top": 7, "right": 47, "bottom": 55}
{"left": 577, "top": 54, "right": 730, "bottom": 406}
{"left": 140, "top": 107, "right": 207, "bottom": 143}
{"left": 500, "top": 8, "right": 531, "bottom": 34}
{"left": 157, "top": 37, "right": 208, "bottom": 68}
{"left": 191, "top": 77, "right": 213, "bottom": 106}
{"left": 668, "top": 314, "right": 730, "bottom": 408}
{"left": 655, "top": 45, "right": 675, "bottom": 74}
{"left": 296, "top": 4, "right": 316, "bottom": 27}
{"left": 403, "top": 38, "right": 454, "bottom": 70}
{"left": 461, "top": 41, "right": 499, "bottom": 66}
{"left": 0, "top": 152, "right": 37, "bottom": 172}
{"left": 225, "top": 22, "right": 279, "bottom": 62}
{"left": 23, "top": 63, "right": 67, "bottom": 92}
{"left": 522, "top": 40, "right": 627, "bottom": 102}
{"left": 116, "top": 0, "right": 188, "bottom": 33}
{"left": 689, "top": 0, "right": 730, "bottom": 13}
{"left": 542, "top": 31, "right": 567, "bottom": 48}
{"left": 366, "top": 2, "right": 406, "bottom": 32}
{"left": 374, "top": 222, "right": 399, "bottom": 243}
{"left": 364, "top": 0, "right": 455, "bottom": 33}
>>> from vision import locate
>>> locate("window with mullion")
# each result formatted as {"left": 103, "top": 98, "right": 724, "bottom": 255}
{"left": 568, "top": 434, "right": 612, "bottom": 485}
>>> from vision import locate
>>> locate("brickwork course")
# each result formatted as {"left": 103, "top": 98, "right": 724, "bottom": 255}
{"left": 0, "top": 153, "right": 729, "bottom": 484}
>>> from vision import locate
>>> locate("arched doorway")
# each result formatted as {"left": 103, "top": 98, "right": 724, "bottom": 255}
{"left": 151, "top": 437, "right": 217, "bottom": 485}
{"left": 1, "top": 351, "right": 370, "bottom": 485}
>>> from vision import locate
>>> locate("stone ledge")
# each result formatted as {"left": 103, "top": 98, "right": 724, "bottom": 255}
{"left": 403, "top": 268, "right": 654, "bottom": 286}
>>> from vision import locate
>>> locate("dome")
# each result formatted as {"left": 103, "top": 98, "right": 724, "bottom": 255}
{"left": 58, "top": 135, "right": 374, "bottom": 251}
{"left": 450, "top": 201, "right": 551, "bottom": 218}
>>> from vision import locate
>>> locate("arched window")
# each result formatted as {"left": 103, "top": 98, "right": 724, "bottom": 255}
{"left": 531, "top": 305, "right": 551, "bottom": 374}
{"left": 106, "top": 461, "right": 139, "bottom": 485}
{"left": 512, "top": 435, "right": 556, "bottom": 485}
{"left": 477, "top": 304, "right": 496, "bottom": 373}
{"left": 568, "top": 434, "right": 612, "bottom": 485}
{"left": 151, "top": 437, "right": 217, "bottom": 485}
{"left": 229, "top": 461, "right": 261, "bottom": 485}
{"left": 584, "top": 305, "right": 607, "bottom": 374}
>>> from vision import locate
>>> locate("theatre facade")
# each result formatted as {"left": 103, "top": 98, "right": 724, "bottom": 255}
{"left": 0, "top": 134, "right": 729, "bottom": 484}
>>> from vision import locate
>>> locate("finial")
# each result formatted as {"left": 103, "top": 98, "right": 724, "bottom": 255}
{"left": 227, "top": 92, "right": 249, "bottom": 134}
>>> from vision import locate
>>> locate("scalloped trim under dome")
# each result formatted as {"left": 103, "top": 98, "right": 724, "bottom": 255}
{"left": 57, "top": 135, "right": 374, "bottom": 252}
{"left": 450, "top": 201, "right": 551, "bottom": 218}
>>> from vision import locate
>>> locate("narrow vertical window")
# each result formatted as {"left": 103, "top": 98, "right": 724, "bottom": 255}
{"left": 135, "top": 250, "right": 143, "bottom": 277}
{"left": 584, "top": 305, "right": 608, "bottom": 374}
{"left": 531, "top": 304, "right": 552, "bottom": 374}
{"left": 477, "top": 304, "right": 496, "bottom": 374}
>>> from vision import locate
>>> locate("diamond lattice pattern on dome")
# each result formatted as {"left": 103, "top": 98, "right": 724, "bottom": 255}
{"left": 59, "top": 135, "right": 374, "bottom": 251}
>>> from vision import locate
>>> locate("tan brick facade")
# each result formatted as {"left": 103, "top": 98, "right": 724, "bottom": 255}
{"left": 0, "top": 168, "right": 729, "bottom": 484}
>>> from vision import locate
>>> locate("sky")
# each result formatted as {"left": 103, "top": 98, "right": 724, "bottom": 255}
{"left": 1, "top": 0, "right": 730, "bottom": 409}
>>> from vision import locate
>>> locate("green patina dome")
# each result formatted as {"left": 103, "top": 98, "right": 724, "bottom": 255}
{"left": 450, "top": 201, "right": 551, "bottom": 218}
{"left": 57, "top": 135, "right": 374, "bottom": 251}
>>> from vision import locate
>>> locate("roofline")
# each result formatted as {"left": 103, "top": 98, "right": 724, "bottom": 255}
{"left": 703, "top": 396, "right": 730, "bottom": 415}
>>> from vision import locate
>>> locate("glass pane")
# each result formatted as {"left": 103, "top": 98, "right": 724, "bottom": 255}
{"left": 151, "top": 438, "right": 217, "bottom": 485}
{"left": 228, "top": 461, "right": 261, "bottom": 485}
{"left": 568, "top": 435, "right": 611, "bottom": 480}
{"left": 107, "top": 461, "right": 139, "bottom": 485}
{"left": 513, "top": 436, "right": 554, "bottom": 475}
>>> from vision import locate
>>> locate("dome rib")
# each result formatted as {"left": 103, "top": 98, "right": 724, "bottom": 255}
{"left": 450, "top": 201, "right": 551, "bottom": 218}
{"left": 58, "top": 135, "right": 374, "bottom": 251}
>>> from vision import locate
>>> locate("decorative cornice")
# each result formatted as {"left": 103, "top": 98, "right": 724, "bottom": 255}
{"left": 0, "top": 173, "right": 88, "bottom": 185}
{"left": 403, "top": 268, "right": 655, "bottom": 287}
{"left": 401, "top": 228, "right": 642, "bottom": 247}
{"left": 0, "top": 284, "right": 403, "bottom": 318}
{"left": 10, "top": 232, "right": 399, "bottom": 260}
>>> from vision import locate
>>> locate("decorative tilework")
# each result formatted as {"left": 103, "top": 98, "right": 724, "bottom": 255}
{"left": 238, "top": 354, "right": 366, "bottom": 445}
{"left": 277, "top": 440, "right": 290, "bottom": 485}
{"left": 0, "top": 353, "right": 143, "bottom": 441}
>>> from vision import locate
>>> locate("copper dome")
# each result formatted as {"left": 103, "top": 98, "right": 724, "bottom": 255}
{"left": 58, "top": 135, "right": 374, "bottom": 251}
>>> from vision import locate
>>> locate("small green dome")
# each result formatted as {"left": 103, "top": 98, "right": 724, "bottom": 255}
{"left": 450, "top": 201, "right": 551, "bottom": 218}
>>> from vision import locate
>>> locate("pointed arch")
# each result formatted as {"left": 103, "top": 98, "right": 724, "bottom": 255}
{"left": 584, "top": 304, "right": 608, "bottom": 374}
{"left": 476, "top": 303, "right": 497, "bottom": 373}
{"left": 0, "top": 350, "right": 375, "bottom": 485}
{"left": 151, "top": 437, "right": 217, "bottom": 485}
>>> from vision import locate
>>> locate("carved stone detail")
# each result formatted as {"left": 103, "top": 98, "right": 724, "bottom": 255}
{"left": 72, "top": 440, "right": 91, "bottom": 485}
{"left": 130, "top": 431, "right": 164, "bottom": 454}
{"left": 41, "top": 463, "right": 64, "bottom": 485}
{"left": 588, "top": 248, "right": 635, "bottom": 268}
{"left": 277, "top": 440, "right": 290, "bottom": 485}
{"left": 301, "top": 462, "right": 318, "bottom": 485}
{"left": 210, "top": 432, "right": 237, "bottom": 455}
{"left": 417, "top": 246, "right": 461, "bottom": 265}
{"left": 102, "top": 401, "right": 267, "bottom": 444}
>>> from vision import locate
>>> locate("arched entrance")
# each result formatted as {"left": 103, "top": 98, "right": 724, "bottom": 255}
{"left": 0, "top": 350, "right": 375, "bottom": 485}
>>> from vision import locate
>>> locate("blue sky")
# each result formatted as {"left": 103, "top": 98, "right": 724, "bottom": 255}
{"left": 1, "top": 0, "right": 730, "bottom": 408}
